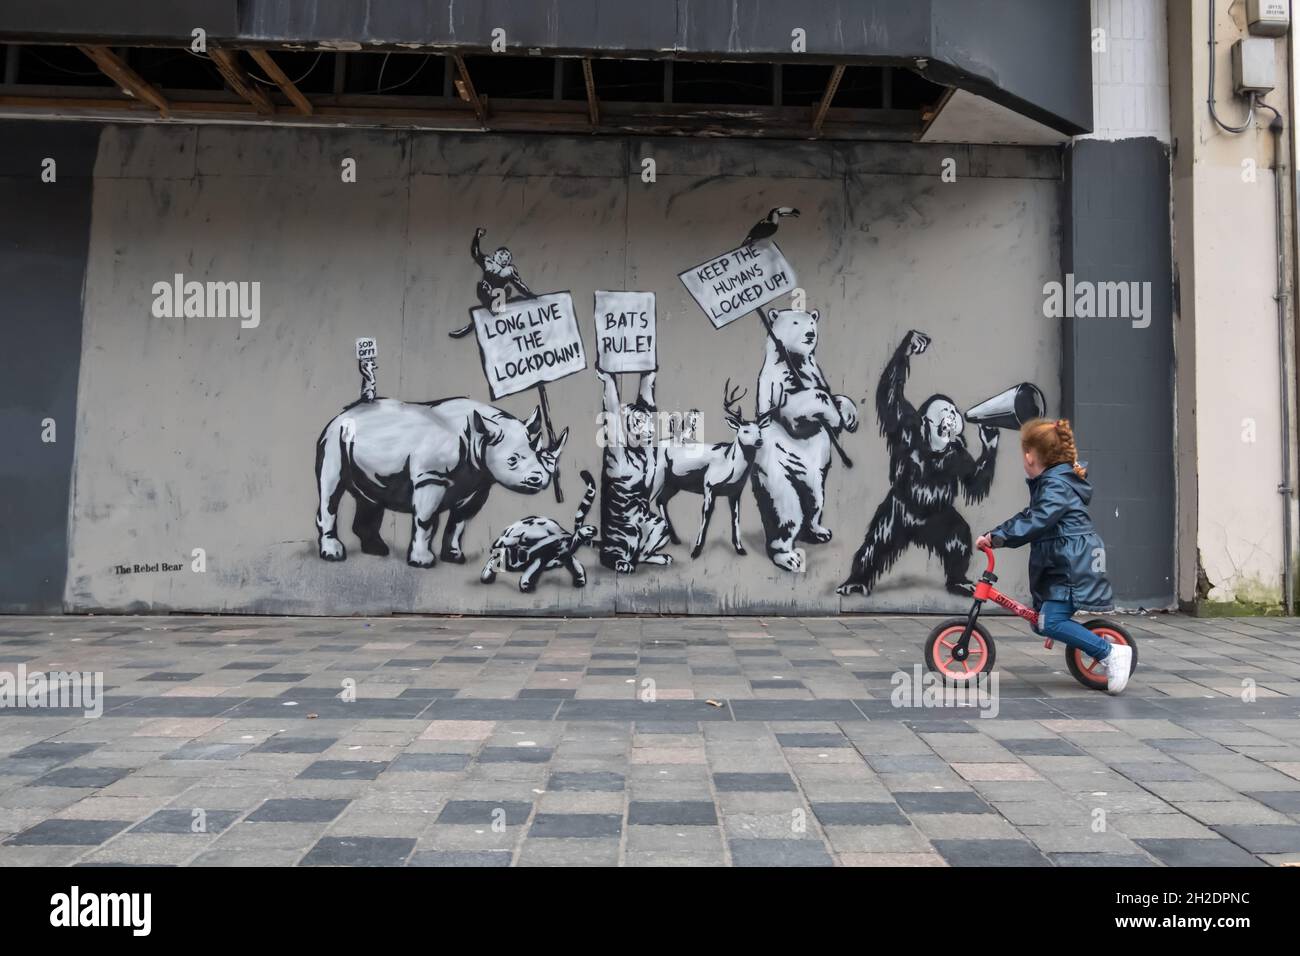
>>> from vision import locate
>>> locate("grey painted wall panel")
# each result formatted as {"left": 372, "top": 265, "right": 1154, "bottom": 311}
{"left": 674, "top": 0, "right": 933, "bottom": 57}
{"left": 932, "top": 0, "right": 1093, "bottom": 133}
{"left": 238, "top": 0, "right": 679, "bottom": 52}
{"left": 1063, "top": 137, "right": 1175, "bottom": 608}
{"left": 61, "top": 124, "right": 1061, "bottom": 616}
{"left": 0, "top": 121, "right": 99, "bottom": 612}
{"left": 0, "top": 1, "right": 236, "bottom": 41}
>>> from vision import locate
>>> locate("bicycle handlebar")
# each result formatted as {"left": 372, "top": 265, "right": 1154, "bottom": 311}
{"left": 979, "top": 543, "right": 995, "bottom": 573}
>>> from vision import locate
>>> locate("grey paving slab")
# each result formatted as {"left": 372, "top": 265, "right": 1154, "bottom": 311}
{"left": 131, "top": 809, "right": 240, "bottom": 834}
{"left": 1243, "top": 791, "right": 1300, "bottom": 814}
{"left": 729, "top": 838, "right": 834, "bottom": 867}
{"left": 31, "top": 767, "right": 132, "bottom": 789}
{"left": 437, "top": 800, "right": 533, "bottom": 825}
{"left": 1, "top": 611, "right": 1298, "bottom": 866}
{"left": 408, "top": 850, "right": 512, "bottom": 867}
{"left": 528, "top": 813, "right": 623, "bottom": 838}
{"left": 1049, "top": 852, "right": 1157, "bottom": 867}
{"left": 1135, "top": 838, "right": 1266, "bottom": 867}
{"left": 713, "top": 773, "right": 798, "bottom": 792}
{"left": 548, "top": 772, "right": 625, "bottom": 792}
{"left": 628, "top": 801, "right": 718, "bottom": 826}
{"left": 776, "top": 733, "right": 850, "bottom": 748}
{"left": 11, "top": 743, "right": 100, "bottom": 764}
{"left": 164, "top": 743, "right": 253, "bottom": 761}
{"left": 301, "top": 836, "right": 415, "bottom": 866}
{"left": 297, "top": 760, "right": 389, "bottom": 780}
{"left": 252, "top": 737, "right": 338, "bottom": 754}
{"left": 5, "top": 819, "right": 131, "bottom": 845}
{"left": 247, "top": 798, "right": 351, "bottom": 823}
{"left": 932, "top": 839, "right": 1051, "bottom": 867}
{"left": 893, "top": 791, "right": 992, "bottom": 814}
{"left": 478, "top": 747, "right": 554, "bottom": 764}
{"left": 811, "top": 802, "right": 910, "bottom": 826}
{"left": 1210, "top": 824, "right": 1300, "bottom": 854}
{"left": 388, "top": 754, "right": 471, "bottom": 773}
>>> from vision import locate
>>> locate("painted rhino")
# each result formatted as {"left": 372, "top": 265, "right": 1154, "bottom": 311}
{"left": 315, "top": 397, "right": 568, "bottom": 568}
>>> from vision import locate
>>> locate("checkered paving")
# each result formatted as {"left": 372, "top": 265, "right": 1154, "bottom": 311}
{"left": 1, "top": 613, "right": 1299, "bottom": 866}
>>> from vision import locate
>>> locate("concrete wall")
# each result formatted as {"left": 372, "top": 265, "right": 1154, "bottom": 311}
{"left": 1168, "top": 1, "right": 1298, "bottom": 610}
{"left": 57, "top": 124, "right": 1063, "bottom": 615}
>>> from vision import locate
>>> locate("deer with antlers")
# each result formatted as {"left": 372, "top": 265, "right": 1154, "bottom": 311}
{"left": 654, "top": 381, "right": 781, "bottom": 558}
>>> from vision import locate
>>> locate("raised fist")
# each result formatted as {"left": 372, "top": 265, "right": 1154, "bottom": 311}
{"left": 905, "top": 330, "right": 931, "bottom": 356}
{"left": 979, "top": 425, "right": 1000, "bottom": 446}
{"left": 475, "top": 227, "right": 487, "bottom": 238}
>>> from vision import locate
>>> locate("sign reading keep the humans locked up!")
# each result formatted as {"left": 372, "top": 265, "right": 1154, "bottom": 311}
{"left": 594, "top": 290, "right": 656, "bottom": 373}
{"left": 471, "top": 291, "right": 587, "bottom": 400}
{"left": 678, "top": 241, "right": 797, "bottom": 329}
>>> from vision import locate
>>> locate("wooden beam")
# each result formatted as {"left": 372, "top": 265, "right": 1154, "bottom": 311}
{"left": 247, "top": 48, "right": 312, "bottom": 115}
{"left": 76, "top": 45, "right": 170, "bottom": 117}
{"left": 581, "top": 57, "right": 599, "bottom": 126}
{"left": 451, "top": 54, "right": 486, "bottom": 123}
{"left": 209, "top": 48, "right": 274, "bottom": 115}
{"left": 811, "top": 63, "right": 846, "bottom": 135}
{"left": 0, "top": 91, "right": 922, "bottom": 141}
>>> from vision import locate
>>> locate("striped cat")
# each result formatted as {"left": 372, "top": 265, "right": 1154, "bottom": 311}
{"left": 595, "top": 369, "right": 673, "bottom": 573}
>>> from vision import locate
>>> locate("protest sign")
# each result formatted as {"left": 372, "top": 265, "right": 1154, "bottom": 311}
{"left": 678, "top": 241, "right": 797, "bottom": 329}
{"left": 471, "top": 291, "right": 587, "bottom": 400}
{"left": 594, "top": 290, "right": 656, "bottom": 373}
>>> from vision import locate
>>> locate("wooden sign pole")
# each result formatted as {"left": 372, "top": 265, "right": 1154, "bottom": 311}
{"left": 537, "top": 383, "right": 563, "bottom": 503}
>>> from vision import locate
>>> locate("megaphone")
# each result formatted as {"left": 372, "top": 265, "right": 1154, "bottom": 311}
{"left": 966, "top": 383, "right": 1046, "bottom": 430}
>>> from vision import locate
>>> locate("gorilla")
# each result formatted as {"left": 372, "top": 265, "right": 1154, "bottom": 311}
{"left": 837, "top": 330, "right": 999, "bottom": 598}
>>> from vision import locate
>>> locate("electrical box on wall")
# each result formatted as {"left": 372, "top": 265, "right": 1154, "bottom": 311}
{"left": 1232, "top": 37, "right": 1277, "bottom": 94}
{"left": 1248, "top": 0, "right": 1291, "bottom": 36}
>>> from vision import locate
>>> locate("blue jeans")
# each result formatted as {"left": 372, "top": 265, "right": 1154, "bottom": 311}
{"left": 1038, "top": 600, "right": 1111, "bottom": 660}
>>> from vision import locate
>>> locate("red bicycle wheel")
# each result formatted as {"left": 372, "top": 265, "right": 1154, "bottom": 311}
{"left": 924, "top": 620, "right": 996, "bottom": 682}
{"left": 1065, "top": 619, "right": 1138, "bottom": 690}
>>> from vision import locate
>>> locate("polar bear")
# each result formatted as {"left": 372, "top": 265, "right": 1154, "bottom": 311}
{"left": 749, "top": 308, "right": 859, "bottom": 572}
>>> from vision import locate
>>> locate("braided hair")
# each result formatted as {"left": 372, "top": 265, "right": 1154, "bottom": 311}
{"left": 1021, "top": 418, "right": 1087, "bottom": 479}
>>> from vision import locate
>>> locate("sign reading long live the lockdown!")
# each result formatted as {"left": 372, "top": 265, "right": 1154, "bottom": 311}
{"left": 472, "top": 291, "right": 587, "bottom": 400}
{"left": 678, "top": 241, "right": 798, "bottom": 329}
{"left": 594, "top": 290, "right": 656, "bottom": 373}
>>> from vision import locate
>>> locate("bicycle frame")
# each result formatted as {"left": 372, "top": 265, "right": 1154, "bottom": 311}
{"left": 950, "top": 545, "right": 1050, "bottom": 660}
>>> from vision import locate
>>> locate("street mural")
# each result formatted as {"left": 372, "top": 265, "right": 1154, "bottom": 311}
{"left": 480, "top": 470, "right": 598, "bottom": 591}
{"left": 310, "top": 208, "right": 1044, "bottom": 601}
{"left": 654, "top": 380, "right": 765, "bottom": 558}
{"left": 314, "top": 392, "right": 568, "bottom": 569}
{"left": 595, "top": 368, "right": 673, "bottom": 573}
{"left": 837, "top": 331, "right": 1045, "bottom": 598}
{"left": 749, "top": 308, "right": 859, "bottom": 572}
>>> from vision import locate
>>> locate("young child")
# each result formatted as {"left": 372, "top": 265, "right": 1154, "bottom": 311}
{"left": 974, "top": 419, "right": 1133, "bottom": 695}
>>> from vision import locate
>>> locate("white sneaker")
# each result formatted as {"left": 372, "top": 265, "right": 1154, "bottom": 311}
{"left": 1104, "top": 644, "right": 1133, "bottom": 695}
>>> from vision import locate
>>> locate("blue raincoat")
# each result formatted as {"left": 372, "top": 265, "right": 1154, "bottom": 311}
{"left": 988, "top": 462, "right": 1114, "bottom": 613}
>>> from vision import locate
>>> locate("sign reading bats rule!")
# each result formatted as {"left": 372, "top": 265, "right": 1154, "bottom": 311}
{"left": 593, "top": 290, "right": 656, "bottom": 373}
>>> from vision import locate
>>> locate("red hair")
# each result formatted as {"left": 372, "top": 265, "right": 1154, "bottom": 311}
{"left": 1021, "top": 418, "right": 1087, "bottom": 479}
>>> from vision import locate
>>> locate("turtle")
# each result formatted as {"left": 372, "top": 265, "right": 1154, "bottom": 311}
{"left": 480, "top": 470, "right": 597, "bottom": 592}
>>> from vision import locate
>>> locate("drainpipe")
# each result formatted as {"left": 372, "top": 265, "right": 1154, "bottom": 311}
{"left": 1258, "top": 99, "right": 1295, "bottom": 615}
